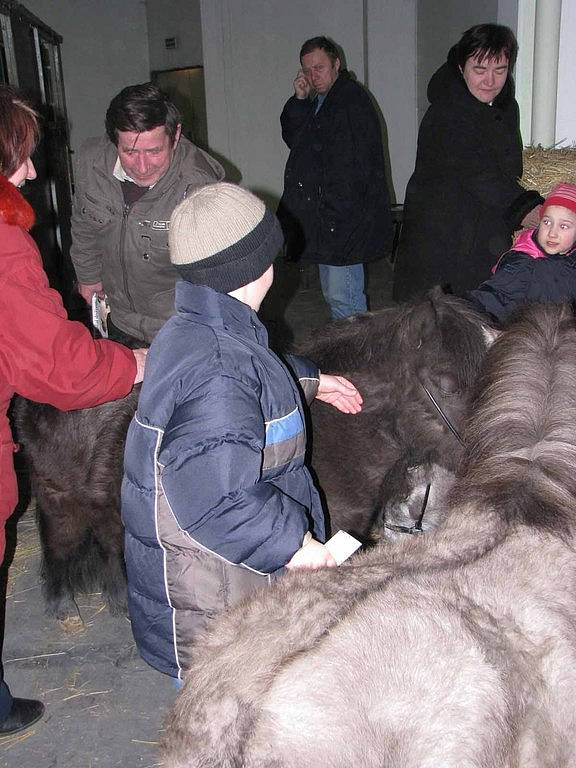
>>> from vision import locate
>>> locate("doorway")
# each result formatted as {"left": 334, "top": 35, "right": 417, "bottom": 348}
{"left": 152, "top": 66, "right": 208, "bottom": 150}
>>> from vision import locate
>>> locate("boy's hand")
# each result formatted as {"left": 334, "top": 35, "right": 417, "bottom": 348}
{"left": 316, "top": 374, "right": 363, "bottom": 414}
{"left": 286, "top": 536, "right": 336, "bottom": 570}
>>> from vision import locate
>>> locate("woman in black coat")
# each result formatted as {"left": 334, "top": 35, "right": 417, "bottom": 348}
{"left": 393, "top": 24, "right": 542, "bottom": 302}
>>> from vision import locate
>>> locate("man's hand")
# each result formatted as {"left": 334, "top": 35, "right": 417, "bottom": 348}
{"left": 285, "top": 535, "right": 336, "bottom": 571}
{"left": 293, "top": 69, "right": 311, "bottom": 100}
{"left": 132, "top": 348, "right": 148, "bottom": 384}
{"left": 78, "top": 281, "right": 104, "bottom": 305}
{"left": 316, "top": 374, "right": 363, "bottom": 414}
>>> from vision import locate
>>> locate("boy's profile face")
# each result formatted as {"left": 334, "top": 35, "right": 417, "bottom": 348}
{"left": 537, "top": 205, "right": 576, "bottom": 255}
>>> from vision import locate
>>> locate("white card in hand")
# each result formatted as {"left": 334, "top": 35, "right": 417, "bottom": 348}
{"left": 91, "top": 293, "right": 110, "bottom": 338}
{"left": 324, "top": 530, "right": 362, "bottom": 565}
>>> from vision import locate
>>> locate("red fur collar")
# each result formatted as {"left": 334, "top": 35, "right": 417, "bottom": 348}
{"left": 0, "top": 174, "right": 35, "bottom": 231}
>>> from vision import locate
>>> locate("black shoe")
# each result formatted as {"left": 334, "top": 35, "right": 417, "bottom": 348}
{"left": 0, "top": 698, "right": 44, "bottom": 736}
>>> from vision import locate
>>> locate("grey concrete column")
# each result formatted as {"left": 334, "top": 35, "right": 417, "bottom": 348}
{"left": 531, "top": 0, "right": 562, "bottom": 146}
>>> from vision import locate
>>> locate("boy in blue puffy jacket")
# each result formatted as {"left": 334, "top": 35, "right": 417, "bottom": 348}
{"left": 121, "top": 182, "right": 363, "bottom": 679}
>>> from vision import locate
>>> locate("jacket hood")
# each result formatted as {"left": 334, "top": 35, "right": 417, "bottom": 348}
{"left": 427, "top": 45, "right": 515, "bottom": 109}
{"left": 322, "top": 68, "right": 352, "bottom": 100}
{"left": 492, "top": 227, "right": 576, "bottom": 273}
{"left": 492, "top": 228, "right": 542, "bottom": 273}
{"left": 335, "top": 68, "right": 351, "bottom": 82}
{"left": 518, "top": 226, "right": 576, "bottom": 259}
{"left": 0, "top": 174, "right": 35, "bottom": 230}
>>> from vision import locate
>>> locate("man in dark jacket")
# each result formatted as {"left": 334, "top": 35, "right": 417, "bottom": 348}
{"left": 278, "top": 36, "right": 392, "bottom": 320}
{"left": 121, "top": 182, "right": 363, "bottom": 679}
{"left": 393, "top": 24, "right": 542, "bottom": 302}
{"left": 70, "top": 83, "right": 224, "bottom": 343}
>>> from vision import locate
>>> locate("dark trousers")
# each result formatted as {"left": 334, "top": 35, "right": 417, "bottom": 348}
{"left": 106, "top": 318, "right": 146, "bottom": 348}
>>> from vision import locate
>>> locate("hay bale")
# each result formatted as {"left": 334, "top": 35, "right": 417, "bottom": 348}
{"left": 521, "top": 145, "right": 576, "bottom": 195}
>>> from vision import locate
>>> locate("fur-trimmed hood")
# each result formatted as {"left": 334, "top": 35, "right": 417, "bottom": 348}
{"left": 0, "top": 174, "right": 35, "bottom": 231}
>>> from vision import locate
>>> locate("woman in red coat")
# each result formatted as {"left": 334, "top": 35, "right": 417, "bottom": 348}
{"left": 0, "top": 85, "right": 147, "bottom": 736}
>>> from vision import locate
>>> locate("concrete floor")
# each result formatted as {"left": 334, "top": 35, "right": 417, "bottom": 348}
{"left": 0, "top": 258, "right": 394, "bottom": 768}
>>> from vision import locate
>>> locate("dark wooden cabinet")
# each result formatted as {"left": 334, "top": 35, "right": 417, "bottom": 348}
{"left": 0, "top": 1, "right": 76, "bottom": 301}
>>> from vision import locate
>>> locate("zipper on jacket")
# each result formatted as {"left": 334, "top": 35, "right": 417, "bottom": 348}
{"left": 120, "top": 203, "right": 136, "bottom": 312}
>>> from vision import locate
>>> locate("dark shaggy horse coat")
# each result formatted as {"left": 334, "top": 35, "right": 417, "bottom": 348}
{"left": 12, "top": 290, "right": 490, "bottom": 619}
{"left": 162, "top": 303, "right": 576, "bottom": 768}
{"left": 302, "top": 288, "right": 491, "bottom": 538}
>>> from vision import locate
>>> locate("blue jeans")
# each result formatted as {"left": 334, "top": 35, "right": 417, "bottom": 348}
{"left": 0, "top": 680, "right": 13, "bottom": 719}
{"left": 318, "top": 264, "right": 367, "bottom": 320}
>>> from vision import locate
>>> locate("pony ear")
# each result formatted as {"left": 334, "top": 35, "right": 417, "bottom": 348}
{"left": 483, "top": 326, "right": 500, "bottom": 346}
{"left": 409, "top": 289, "right": 443, "bottom": 346}
{"left": 429, "top": 285, "right": 448, "bottom": 300}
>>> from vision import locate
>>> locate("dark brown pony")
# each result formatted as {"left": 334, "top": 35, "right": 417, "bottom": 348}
{"left": 162, "top": 303, "right": 576, "bottom": 768}
{"left": 300, "top": 287, "right": 492, "bottom": 538}
{"left": 12, "top": 289, "right": 491, "bottom": 620}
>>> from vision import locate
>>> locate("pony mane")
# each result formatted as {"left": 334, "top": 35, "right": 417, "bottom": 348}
{"left": 295, "top": 288, "right": 491, "bottom": 389}
{"left": 455, "top": 303, "right": 576, "bottom": 533}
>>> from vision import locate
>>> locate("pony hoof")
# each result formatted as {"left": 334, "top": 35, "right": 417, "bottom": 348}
{"left": 106, "top": 598, "right": 128, "bottom": 618}
{"left": 46, "top": 594, "right": 81, "bottom": 623}
{"left": 58, "top": 614, "right": 85, "bottom": 635}
{"left": 104, "top": 584, "right": 128, "bottom": 617}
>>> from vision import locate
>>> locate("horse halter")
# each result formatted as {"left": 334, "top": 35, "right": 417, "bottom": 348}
{"left": 419, "top": 382, "right": 465, "bottom": 447}
{"left": 383, "top": 384, "right": 464, "bottom": 537}
{"left": 384, "top": 481, "right": 430, "bottom": 536}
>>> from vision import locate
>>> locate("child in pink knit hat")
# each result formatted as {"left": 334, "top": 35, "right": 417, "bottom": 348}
{"left": 469, "top": 182, "right": 576, "bottom": 323}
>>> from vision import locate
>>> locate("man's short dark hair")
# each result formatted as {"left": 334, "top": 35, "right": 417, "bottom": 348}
{"left": 299, "top": 36, "right": 340, "bottom": 64}
{"left": 455, "top": 23, "right": 518, "bottom": 69}
{"left": 105, "top": 82, "right": 182, "bottom": 146}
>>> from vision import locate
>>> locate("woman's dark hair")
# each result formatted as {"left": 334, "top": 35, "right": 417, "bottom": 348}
{"left": 455, "top": 23, "right": 518, "bottom": 69}
{"left": 105, "top": 82, "right": 182, "bottom": 146}
{"left": 0, "top": 85, "right": 40, "bottom": 178}
{"left": 299, "top": 36, "right": 340, "bottom": 64}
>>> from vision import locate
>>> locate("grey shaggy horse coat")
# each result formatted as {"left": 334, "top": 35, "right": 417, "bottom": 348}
{"left": 162, "top": 303, "right": 576, "bottom": 768}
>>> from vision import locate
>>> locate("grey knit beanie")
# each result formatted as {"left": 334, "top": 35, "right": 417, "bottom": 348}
{"left": 169, "top": 182, "right": 284, "bottom": 292}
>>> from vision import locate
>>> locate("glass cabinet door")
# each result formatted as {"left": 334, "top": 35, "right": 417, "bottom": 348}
{"left": 0, "top": 1, "right": 76, "bottom": 304}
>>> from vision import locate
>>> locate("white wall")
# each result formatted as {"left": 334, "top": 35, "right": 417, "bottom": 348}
{"left": 366, "top": 0, "right": 417, "bottom": 202}
{"left": 515, "top": 0, "right": 536, "bottom": 144}
{"left": 200, "top": 0, "right": 365, "bottom": 206}
{"left": 497, "top": 0, "right": 519, "bottom": 30}
{"left": 146, "top": 0, "right": 203, "bottom": 72}
{"left": 514, "top": 0, "right": 576, "bottom": 147}
{"left": 24, "top": 0, "right": 573, "bottom": 210}
{"left": 556, "top": 0, "right": 576, "bottom": 145}
{"left": 23, "top": 0, "right": 149, "bottom": 165}
{"left": 416, "top": 0, "right": 499, "bottom": 122}
{"left": 200, "top": 0, "right": 416, "bottom": 205}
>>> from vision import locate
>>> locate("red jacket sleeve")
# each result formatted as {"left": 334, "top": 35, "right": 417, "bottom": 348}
{"left": 0, "top": 223, "right": 136, "bottom": 410}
